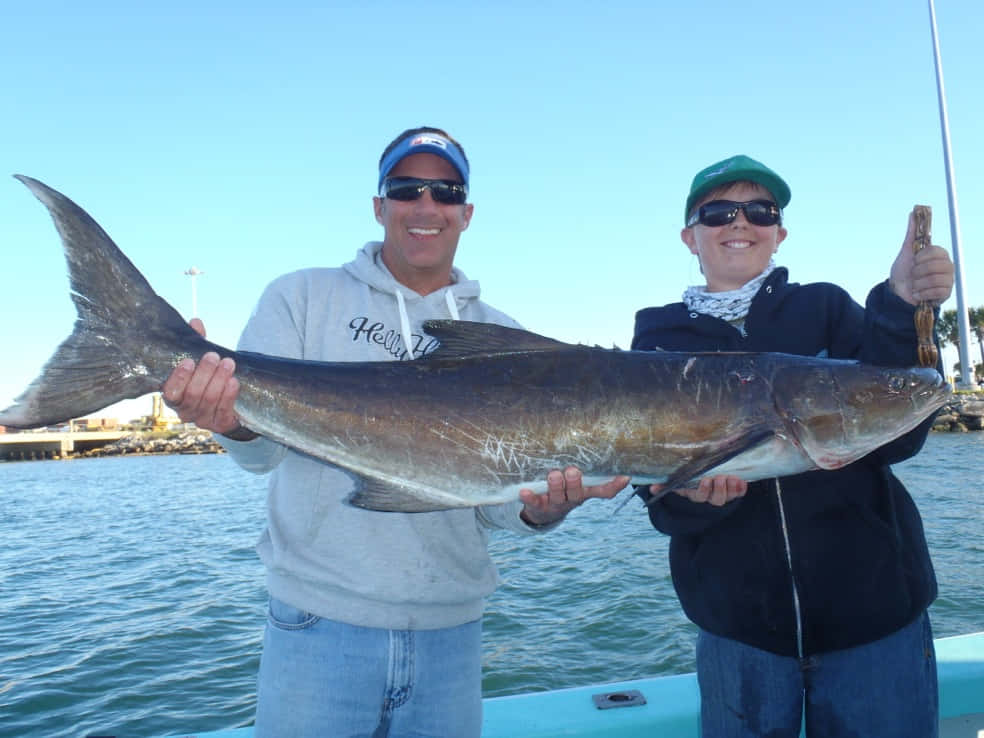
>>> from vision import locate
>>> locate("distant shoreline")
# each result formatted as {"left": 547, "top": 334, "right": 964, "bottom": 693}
{"left": 0, "top": 429, "right": 225, "bottom": 462}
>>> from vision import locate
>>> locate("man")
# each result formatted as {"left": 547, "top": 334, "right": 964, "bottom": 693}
{"left": 162, "top": 127, "right": 628, "bottom": 737}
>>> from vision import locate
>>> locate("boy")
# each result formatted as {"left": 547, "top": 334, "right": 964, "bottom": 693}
{"left": 633, "top": 154, "right": 954, "bottom": 737}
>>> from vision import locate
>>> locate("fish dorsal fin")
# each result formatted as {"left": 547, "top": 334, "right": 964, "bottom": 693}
{"left": 422, "top": 320, "right": 573, "bottom": 359}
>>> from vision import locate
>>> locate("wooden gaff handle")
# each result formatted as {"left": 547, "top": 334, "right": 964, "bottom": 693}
{"left": 911, "top": 205, "right": 938, "bottom": 368}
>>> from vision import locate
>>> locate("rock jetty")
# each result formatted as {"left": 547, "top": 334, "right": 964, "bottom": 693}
{"left": 933, "top": 394, "right": 984, "bottom": 432}
{"left": 80, "top": 429, "right": 226, "bottom": 458}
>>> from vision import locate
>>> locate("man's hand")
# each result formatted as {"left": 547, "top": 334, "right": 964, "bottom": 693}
{"left": 160, "top": 318, "right": 244, "bottom": 436}
{"left": 519, "top": 467, "right": 630, "bottom": 527}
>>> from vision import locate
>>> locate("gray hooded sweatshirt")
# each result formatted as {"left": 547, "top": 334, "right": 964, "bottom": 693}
{"left": 221, "top": 241, "right": 542, "bottom": 630}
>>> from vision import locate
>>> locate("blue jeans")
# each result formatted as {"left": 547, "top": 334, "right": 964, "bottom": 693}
{"left": 696, "top": 612, "right": 938, "bottom": 737}
{"left": 254, "top": 597, "right": 483, "bottom": 738}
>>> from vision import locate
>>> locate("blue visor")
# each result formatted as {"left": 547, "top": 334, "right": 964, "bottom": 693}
{"left": 378, "top": 133, "right": 469, "bottom": 192}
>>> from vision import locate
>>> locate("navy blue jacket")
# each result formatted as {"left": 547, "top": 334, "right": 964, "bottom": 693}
{"left": 631, "top": 268, "right": 938, "bottom": 657}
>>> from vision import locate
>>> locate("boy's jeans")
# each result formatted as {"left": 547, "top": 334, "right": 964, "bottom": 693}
{"left": 696, "top": 611, "right": 938, "bottom": 737}
{"left": 254, "top": 597, "right": 482, "bottom": 738}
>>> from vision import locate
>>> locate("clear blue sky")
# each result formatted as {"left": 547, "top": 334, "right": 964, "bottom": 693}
{"left": 2, "top": 0, "right": 981, "bottom": 421}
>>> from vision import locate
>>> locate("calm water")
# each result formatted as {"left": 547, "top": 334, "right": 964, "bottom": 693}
{"left": 1, "top": 434, "right": 982, "bottom": 738}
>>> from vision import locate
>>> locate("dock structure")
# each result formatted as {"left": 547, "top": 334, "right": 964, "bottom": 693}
{"left": 0, "top": 430, "right": 128, "bottom": 461}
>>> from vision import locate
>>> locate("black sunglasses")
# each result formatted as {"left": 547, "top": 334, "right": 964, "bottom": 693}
{"left": 381, "top": 177, "right": 468, "bottom": 205}
{"left": 687, "top": 199, "right": 782, "bottom": 228}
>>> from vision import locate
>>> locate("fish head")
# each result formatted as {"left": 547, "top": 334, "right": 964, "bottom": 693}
{"left": 772, "top": 360, "right": 950, "bottom": 470}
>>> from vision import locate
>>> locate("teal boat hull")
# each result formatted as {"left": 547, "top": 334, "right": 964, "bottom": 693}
{"left": 164, "top": 631, "right": 984, "bottom": 737}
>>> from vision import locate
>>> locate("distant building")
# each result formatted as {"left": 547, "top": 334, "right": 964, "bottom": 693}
{"left": 84, "top": 417, "right": 120, "bottom": 430}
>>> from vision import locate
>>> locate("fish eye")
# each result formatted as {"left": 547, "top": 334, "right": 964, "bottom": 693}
{"left": 888, "top": 375, "right": 906, "bottom": 392}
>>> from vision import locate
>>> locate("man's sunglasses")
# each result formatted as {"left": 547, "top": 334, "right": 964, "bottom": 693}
{"left": 687, "top": 199, "right": 782, "bottom": 228}
{"left": 381, "top": 177, "right": 468, "bottom": 205}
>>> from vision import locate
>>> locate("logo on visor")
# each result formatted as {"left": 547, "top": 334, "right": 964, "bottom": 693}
{"left": 410, "top": 135, "right": 448, "bottom": 149}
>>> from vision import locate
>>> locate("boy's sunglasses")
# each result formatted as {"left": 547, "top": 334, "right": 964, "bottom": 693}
{"left": 687, "top": 199, "right": 782, "bottom": 228}
{"left": 381, "top": 177, "right": 468, "bottom": 205}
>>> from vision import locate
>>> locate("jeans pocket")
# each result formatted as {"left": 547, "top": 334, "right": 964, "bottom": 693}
{"left": 267, "top": 597, "right": 321, "bottom": 631}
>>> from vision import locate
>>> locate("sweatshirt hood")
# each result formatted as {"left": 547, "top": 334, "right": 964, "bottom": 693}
{"left": 343, "top": 241, "right": 481, "bottom": 359}
{"left": 344, "top": 242, "right": 480, "bottom": 299}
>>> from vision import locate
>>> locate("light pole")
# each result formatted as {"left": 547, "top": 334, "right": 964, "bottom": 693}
{"left": 927, "top": 0, "right": 974, "bottom": 388}
{"left": 184, "top": 266, "right": 204, "bottom": 318}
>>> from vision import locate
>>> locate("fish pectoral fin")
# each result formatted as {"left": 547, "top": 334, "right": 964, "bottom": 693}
{"left": 645, "top": 429, "right": 775, "bottom": 507}
{"left": 345, "top": 478, "right": 463, "bottom": 513}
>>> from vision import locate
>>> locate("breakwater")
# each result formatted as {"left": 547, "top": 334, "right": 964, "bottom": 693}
{"left": 79, "top": 429, "right": 225, "bottom": 457}
{"left": 933, "top": 393, "right": 984, "bottom": 432}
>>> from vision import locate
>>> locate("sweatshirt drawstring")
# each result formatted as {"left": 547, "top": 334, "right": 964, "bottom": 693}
{"left": 395, "top": 288, "right": 460, "bottom": 360}
{"left": 395, "top": 289, "right": 415, "bottom": 361}
{"left": 445, "top": 289, "right": 460, "bottom": 320}
{"left": 774, "top": 478, "right": 804, "bottom": 659}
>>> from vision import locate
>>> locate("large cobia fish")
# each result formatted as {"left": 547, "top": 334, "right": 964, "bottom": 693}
{"left": 1, "top": 176, "right": 949, "bottom": 512}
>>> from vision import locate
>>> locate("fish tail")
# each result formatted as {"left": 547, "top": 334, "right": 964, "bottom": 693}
{"left": 0, "top": 175, "right": 204, "bottom": 428}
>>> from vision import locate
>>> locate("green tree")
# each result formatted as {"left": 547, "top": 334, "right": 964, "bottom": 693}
{"left": 973, "top": 307, "right": 984, "bottom": 369}
{"left": 940, "top": 307, "right": 984, "bottom": 386}
{"left": 938, "top": 306, "right": 984, "bottom": 370}
{"left": 951, "top": 361, "right": 984, "bottom": 385}
{"left": 937, "top": 309, "right": 959, "bottom": 347}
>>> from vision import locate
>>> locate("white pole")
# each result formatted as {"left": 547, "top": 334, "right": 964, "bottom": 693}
{"left": 927, "top": 0, "right": 974, "bottom": 387}
{"left": 184, "top": 266, "right": 204, "bottom": 318}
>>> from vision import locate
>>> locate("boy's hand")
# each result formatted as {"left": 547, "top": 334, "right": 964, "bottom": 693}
{"left": 889, "top": 211, "right": 954, "bottom": 306}
{"left": 649, "top": 474, "right": 748, "bottom": 507}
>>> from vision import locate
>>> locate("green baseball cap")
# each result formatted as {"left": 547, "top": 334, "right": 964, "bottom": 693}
{"left": 684, "top": 154, "right": 791, "bottom": 223}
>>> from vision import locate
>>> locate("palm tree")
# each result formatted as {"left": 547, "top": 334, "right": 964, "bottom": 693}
{"left": 973, "top": 307, "right": 984, "bottom": 369}
{"left": 938, "top": 306, "right": 984, "bottom": 382}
